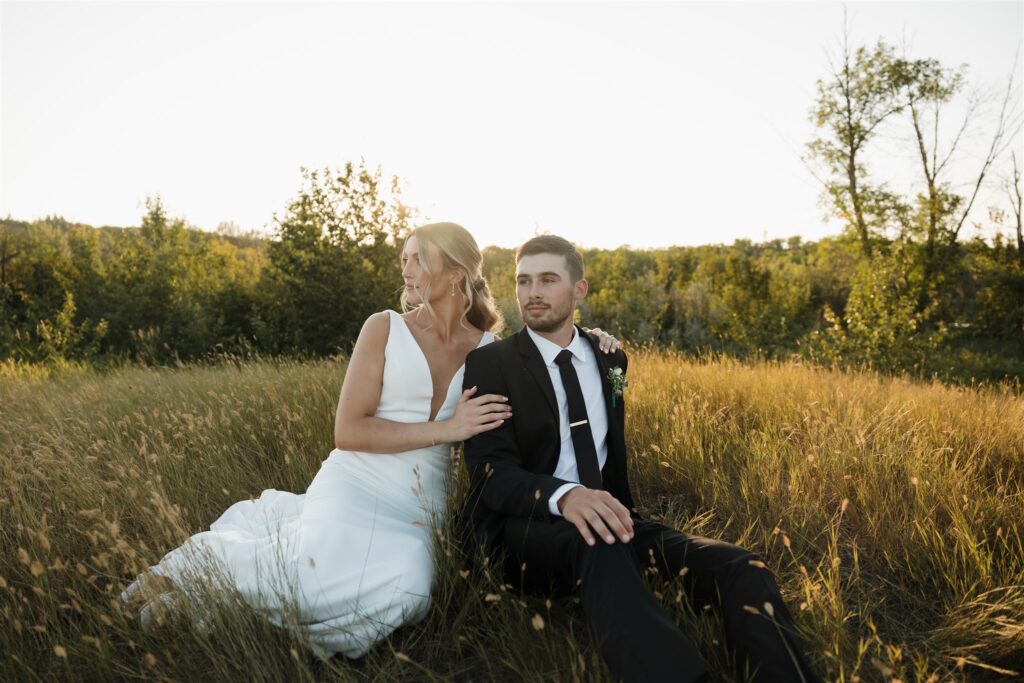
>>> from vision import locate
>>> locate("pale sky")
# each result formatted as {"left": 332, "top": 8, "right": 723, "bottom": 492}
{"left": 2, "top": 0, "right": 1021, "bottom": 249}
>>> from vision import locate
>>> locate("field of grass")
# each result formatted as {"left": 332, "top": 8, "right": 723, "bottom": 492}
{"left": 2, "top": 351, "right": 1022, "bottom": 681}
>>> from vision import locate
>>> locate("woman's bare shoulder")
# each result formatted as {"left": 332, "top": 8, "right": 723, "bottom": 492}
{"left": 357, "top": 311, "right": 392, "bottom": 344}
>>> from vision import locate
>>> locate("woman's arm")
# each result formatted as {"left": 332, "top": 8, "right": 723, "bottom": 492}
{"left": 333, "top": 313, "right": 509, "bottom": 453}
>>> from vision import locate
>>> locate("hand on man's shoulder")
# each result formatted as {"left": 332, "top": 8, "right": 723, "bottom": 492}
{"left": 582, "top": 329, "right": 628, "bottom": 370}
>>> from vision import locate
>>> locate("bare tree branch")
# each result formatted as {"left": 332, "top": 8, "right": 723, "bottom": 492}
{"left": 1006, "top": 152, "right": 1023, "bottom": 262}
{"left": 952, "top": 49, "right": 1022, "bottom": 241}
{"left": 935, "top": 95, "right": 979, "bottom": 176}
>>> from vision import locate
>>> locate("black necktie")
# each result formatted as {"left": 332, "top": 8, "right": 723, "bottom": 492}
{"left": 554, "top": 349, "right": 603, "bottom": 489}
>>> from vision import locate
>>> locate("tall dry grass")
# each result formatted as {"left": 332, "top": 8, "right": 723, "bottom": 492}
{"left": 1, "top": 351, "right": 1022, "bottom": 681}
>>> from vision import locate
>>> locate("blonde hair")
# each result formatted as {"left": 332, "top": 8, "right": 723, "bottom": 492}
{"left": 400, "top": 222, "right": 504, "bottom": 335}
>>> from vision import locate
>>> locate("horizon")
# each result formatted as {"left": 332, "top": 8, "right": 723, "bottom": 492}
{"left": 2, "top": 1, "right": 1021, "bottom": 250}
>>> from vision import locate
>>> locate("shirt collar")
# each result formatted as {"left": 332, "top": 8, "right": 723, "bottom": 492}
{"left": 526, "top": 325, "right": 587, "bottom": 367}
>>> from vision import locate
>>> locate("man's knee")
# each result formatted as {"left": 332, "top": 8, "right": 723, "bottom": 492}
{"left": 723, "top": 550, "right": 782, "bottom": 596}
{"left": 575, "top": 536, "right": 639, "bottom": 572}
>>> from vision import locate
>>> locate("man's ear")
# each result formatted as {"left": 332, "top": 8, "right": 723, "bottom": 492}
{"left": 574, "top": 278, "right": 589, "bottom": 301}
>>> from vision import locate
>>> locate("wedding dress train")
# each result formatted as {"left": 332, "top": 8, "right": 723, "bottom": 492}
{"left": 122, "top": 310, "right": 493, "bottom": 658}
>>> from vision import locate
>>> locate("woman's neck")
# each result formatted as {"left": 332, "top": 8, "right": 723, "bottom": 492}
{"left": 413, "top": 298, "right": 467, "bottom": 342}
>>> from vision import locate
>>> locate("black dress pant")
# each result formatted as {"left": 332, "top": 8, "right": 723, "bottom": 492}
{"left": 501, "top": 516, "right": 821, "bottom": 683}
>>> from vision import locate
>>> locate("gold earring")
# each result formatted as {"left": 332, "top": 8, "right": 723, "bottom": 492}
{"left": 450, "top": 282, "right": 456, "bottom": 297}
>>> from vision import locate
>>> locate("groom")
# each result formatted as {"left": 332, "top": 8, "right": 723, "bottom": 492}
{"left": 460, "top": 235, "right": 820, "bottom": 682}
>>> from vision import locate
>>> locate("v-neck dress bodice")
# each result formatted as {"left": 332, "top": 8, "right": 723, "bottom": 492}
{"left": 377, "top": 309, "right": 490, "bottom": 425}
{"left": 125, "top": 309, "right": 494, "bottom": 660}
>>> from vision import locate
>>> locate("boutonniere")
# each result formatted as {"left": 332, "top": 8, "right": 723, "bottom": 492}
{"left": 607, "top": 366, "right": 627, "bottom": 407}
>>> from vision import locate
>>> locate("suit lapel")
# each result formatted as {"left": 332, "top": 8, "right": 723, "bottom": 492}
{"left": 515, "top": 328, "right": 559, "bottom": 422}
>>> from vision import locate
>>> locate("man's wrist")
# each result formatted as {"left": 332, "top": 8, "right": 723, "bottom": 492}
{"left": 549, "top": 483, "right": 582, "bottom": 516}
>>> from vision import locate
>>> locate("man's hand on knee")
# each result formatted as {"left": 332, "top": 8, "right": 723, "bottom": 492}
{"left": 558, "top": 488, "right": 634, "bottom": 546}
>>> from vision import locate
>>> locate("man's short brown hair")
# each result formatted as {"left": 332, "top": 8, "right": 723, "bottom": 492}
{"left": 515, "top": 234, "right": 585, "bottom": 282}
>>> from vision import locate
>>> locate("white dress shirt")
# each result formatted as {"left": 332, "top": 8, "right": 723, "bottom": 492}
{"left": 525, "top": 326, "right": 609, "bottom": 516}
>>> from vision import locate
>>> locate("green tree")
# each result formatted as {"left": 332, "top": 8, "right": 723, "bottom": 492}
{"left": 96, "top": 197, "right": 265, "bottom": 362}
{"left": 584, "top": 248, "right": 663, "bottom": 343}
{"left": 257, "top": 161, "right": 415, "bottom": 355}
{"left": 809, "top": 241, "right": 946, "bottom": 373}
{"left": 481, "top": 246, "right": 520, "bottom": 332}
{"left": 894, "top": 49, "right": 1020, "bottom": 322}
{"left": 805, "top": 20, "right": 912, "bottom": 257}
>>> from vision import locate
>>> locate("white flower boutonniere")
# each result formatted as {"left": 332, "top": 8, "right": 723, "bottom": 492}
{"left": 607, "top": 366, "right": 627, "bottom": 407}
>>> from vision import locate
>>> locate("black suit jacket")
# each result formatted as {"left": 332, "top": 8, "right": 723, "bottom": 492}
{"left": 460, "top": 325, "right": 636, "bottom": 557}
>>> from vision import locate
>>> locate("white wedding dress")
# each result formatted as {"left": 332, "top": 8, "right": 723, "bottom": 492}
{"left": 123, "top": 310, "right": 493, "bottom": 658}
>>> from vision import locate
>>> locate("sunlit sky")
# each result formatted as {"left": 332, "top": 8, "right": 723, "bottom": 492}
{"left": 2, "top": 1, "right": 1021, "bottom": 249}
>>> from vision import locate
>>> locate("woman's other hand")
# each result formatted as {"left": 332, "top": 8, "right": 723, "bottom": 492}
{"left": 581, "top": 327, "right": 621, "bottom": 354}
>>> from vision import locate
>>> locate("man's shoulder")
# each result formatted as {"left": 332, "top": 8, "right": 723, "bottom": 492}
{"left": 468, "top": 332, "right": 518, "bottom": 362}
{"left": 464, "top": 333, "right": 519, "bottom": 389}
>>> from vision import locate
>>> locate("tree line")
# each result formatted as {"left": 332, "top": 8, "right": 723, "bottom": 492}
{"left": 3, "top": 192, "right": 1021, "bottom": 383}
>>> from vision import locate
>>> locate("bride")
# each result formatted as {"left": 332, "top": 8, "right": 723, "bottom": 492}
{"left": 121, "top": 221, "right": 620, "bottom": 659}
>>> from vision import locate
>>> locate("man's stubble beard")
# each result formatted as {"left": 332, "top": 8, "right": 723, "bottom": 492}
{"left": 522, "top": 303, "right": 574, "bottom": 333}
